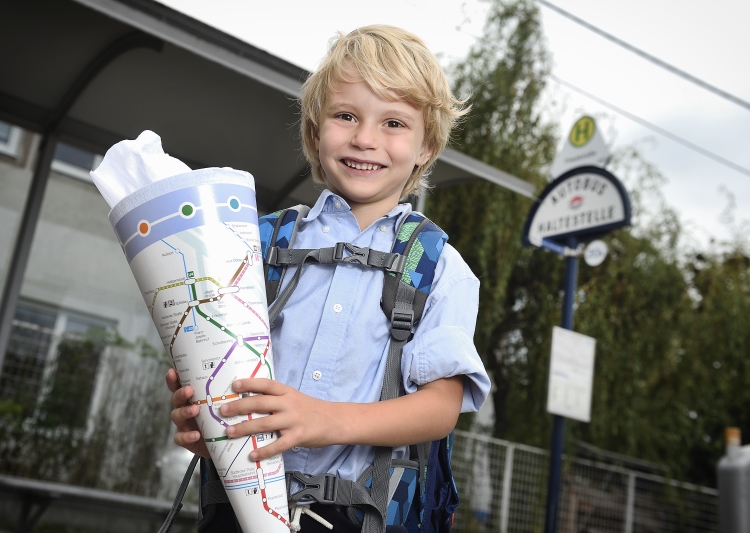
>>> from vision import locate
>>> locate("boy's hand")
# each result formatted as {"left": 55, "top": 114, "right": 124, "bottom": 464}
{"left": 166, "top": 368, "right": 210, "bottom": 458}
{"left": 220, "top": 378, "right": 335, "bottom": 462}
{"left": 168, "top": 372, "right": 464, "bottom": 465}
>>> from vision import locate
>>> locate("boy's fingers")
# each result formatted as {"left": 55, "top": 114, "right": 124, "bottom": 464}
{"left": 225, "top": 413, "right": 279, "bottom": 438}
{"left": 171, "top": 404, "right": 199, "bottom": 425}
{"left": 220, "top": 395, "right": 279, "bottom": 418}
{"left": 249, "top": 439, "right": 286, "bottom": 462}
{"left": 174, "top": 430, "right": 201, "bottom": 447}
{"left": 165, "top": 368, "right": 181, "bottom": 392}
{"left": 174, "top": 431, "right": 211, "bottom": 459}
{"left": 232, "top": 378, "right": 284, "bottom": 394}
{"left": 225, "top": 422, "right": 248, "bottom": 438}
{"left": 171, "top": 386, "right": 194, "bottom": 408}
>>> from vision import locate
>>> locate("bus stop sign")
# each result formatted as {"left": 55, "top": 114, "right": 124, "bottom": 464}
{"left": 522, "top": 166, "right": 631, "bottom": 248}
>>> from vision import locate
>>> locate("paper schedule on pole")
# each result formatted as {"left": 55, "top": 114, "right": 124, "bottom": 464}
{"left": 546, "top": 326, "right": 596, "bottom": 422}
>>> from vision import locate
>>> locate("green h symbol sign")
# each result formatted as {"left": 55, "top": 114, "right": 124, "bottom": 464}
{"left": 569, "top": 117, "right": 595, "bottom": 147}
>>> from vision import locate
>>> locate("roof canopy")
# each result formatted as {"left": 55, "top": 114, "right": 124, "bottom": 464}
{"left": 0, "top": 0, "right": 535, "bottom": 211}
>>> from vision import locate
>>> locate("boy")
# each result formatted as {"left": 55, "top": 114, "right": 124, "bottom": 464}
{"left": 167, "top": 25, "right": 490, "bottom": 532}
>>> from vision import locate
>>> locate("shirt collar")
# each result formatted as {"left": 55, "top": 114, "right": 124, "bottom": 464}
{"left": 304, "top": 189, "right": 413, "bottom": 225}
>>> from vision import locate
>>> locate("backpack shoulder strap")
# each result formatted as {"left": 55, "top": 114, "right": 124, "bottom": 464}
{"left": 259, "top": 205, "right": 310, "bottom": 306}
{"left": 381, "top": 212, "right": 449, "bottom": 338}
{"left": 361, "top": 212, "right": 449, "bottom": 533}
{"left": 392, "top": 212, "right": 449, "bottom": 294}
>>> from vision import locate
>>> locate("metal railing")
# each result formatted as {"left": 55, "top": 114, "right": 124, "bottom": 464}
{"left": 451, "top": 430, "right": 719, "bottom": 533}
{"left": 0, "top": 473, "right": 199, "bottom": 533}
{"left": 0, "top": 320, "right": 720, "bottom": 532}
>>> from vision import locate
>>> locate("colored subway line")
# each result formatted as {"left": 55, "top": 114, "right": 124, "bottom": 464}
{"left": 149, "top": 275, "right": 222, "bottom": 316}
{"left": 157, "top": 245, "right": 286, "bottom": 525}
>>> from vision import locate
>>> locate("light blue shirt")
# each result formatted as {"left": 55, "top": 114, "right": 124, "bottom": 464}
{"left": 272, "top": 190, "right": 490, "bottom": 483}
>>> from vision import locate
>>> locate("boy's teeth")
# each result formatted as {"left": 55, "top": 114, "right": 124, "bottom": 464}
{"left": 345, "top": 160, "right": 380, "bottom": 170}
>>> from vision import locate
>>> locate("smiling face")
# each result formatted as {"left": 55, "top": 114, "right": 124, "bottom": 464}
{"left": 314, "top": 78, "right": 433, "bottom": 228}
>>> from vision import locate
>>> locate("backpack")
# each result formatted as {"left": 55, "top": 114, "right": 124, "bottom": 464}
{"left": 164, "top": 205, "right": 460, "bottom": 533}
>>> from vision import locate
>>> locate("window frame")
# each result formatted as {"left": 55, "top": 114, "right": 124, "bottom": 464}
{"left": 0, "top": 122, "right": 22, "bottom": 158}
{"left": 51, "top": 152, "right": 103, "bottom": 183}
{"left": 1, "top": 300, "right": 117, "bottom": 424}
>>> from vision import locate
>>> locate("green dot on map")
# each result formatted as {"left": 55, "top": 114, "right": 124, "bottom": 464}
{"left": 181, "top": 204, "right": 194, "bottom": 216}
{"left": 229, "top": 198, "right": 240, "bottom": 210}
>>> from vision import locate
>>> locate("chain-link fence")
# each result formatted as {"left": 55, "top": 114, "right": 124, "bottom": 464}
{"left": 451, "top": 430, "right": 719, "bottom": 533}
{"left": 0, "top": 320, "right": 56, "bottom": 418}
{"left": 0, "top": 319, "right": 185, "bottom": 501}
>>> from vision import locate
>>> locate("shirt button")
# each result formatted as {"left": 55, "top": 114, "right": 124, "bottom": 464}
{"left": 334, "top": 200, "right": 342, "bottom": 209}
{"left": 333, "top": 303, "right": 343, "bottom": 313}
{"left": 322, "top": 225, "right": 330, "bottom": 233}
{"left": 379, "top": 225, "right": 388, "bottom": 232}
{"left": 312, "top": 370, "right": 322, "bottom": 381}
{"left": 292, "top": 446, "right": 301, "bottom": 452}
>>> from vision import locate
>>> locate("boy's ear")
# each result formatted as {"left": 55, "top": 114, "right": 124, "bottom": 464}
{"left": 416, "top": 143, "right": 434, "bottom": 167}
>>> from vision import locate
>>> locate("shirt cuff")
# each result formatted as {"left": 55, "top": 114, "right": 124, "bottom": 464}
{"left": 403, "top": 325, "right": 491, "bottom": 413}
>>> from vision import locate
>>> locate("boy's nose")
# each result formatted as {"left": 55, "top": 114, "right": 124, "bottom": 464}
{"left": 351, "top": 125, "right": 378, "bottom": 149}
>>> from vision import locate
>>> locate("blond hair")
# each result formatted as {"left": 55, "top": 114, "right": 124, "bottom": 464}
{"left": 300, "top": 25, "right": 469, "bottom": 198}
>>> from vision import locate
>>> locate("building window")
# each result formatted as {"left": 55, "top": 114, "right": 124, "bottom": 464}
{"left": 51, "top": 141, "right": 103, "bottom": 183}
{"left": 0, "top": 304, "right": 56, "bottom": 417}
{"left": 0, "top": 302, "right": 115, "bottom": 426}
{"left": 0, "top": 120, "right": 22, "bottom": 158}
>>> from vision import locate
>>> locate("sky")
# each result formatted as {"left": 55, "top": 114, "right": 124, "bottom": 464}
{"left": 158, "top": 0, "right": 750, "bottom": 250}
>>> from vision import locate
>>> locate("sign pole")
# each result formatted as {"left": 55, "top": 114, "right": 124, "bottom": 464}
{"left": 520, "top": 154, "right": 631, "bottom": 532}
{"left": 544, "top": 236, "right": 579, "bottom": 533}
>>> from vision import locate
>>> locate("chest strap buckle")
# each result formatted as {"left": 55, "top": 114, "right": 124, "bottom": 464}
{"left": 286, "top": 471, "right": 339, "bottom": 504}
{"left": 333, "top": 242, "right": 406, "bottom": 274}
{"left": 334, "top": 242, "right": 370, "bottom": 265}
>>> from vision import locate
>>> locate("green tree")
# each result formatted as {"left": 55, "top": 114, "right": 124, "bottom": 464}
{"left": 426, "top": 3, "right": 557, "bottom": 529}
{"left": 426, "top": 0, "right": 557, "bottom": 439}
{"left": 428, "top": 0, "right": 750, "bottom": 495}
{"left": 677, "top": 247, "right": 750, "bottom": 485}
{"left": 38, "top": 334, "right": 105, "bottom": 428}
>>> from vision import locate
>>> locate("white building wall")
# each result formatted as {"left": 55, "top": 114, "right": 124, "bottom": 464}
{"left": 0, "top": 130, "right": 160, "bottom": 346}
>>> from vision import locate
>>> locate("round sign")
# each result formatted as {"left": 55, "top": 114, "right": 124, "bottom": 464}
{"left": 584, "top": 240, "right": 608, "bottom": 266}
{"left": 569, "top": 116, "right": 596, "bottom": 147}
{"left": 521, "top": 166, "right": 631, "bottom": 248}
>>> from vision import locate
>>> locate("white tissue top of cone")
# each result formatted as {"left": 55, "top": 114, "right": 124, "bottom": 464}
{"left": 91, "top": 130, "right": 256, "bottom": 229}
{"left": 91, "top": 130, "right": 192, "bottom": 208}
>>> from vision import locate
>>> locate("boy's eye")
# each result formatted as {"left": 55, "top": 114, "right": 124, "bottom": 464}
{"left": 337, "top": 113, "right": 355, "bottom": 121}
{"left": 386, "top": 120, "right": 404, "bottom": 128}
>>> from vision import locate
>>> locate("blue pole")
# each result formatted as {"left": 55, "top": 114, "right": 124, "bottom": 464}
{"left": 544, "top": 236, "right": 579, "bottom": 533}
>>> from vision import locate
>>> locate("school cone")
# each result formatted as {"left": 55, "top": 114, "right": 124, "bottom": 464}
{"left": 93, "top": 137, "right": 289, "bottom": 532}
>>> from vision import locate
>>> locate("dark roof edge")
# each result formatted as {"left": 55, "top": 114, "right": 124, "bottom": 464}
{"left": 112, "top": 0, "right": 311, "bottom": 83}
